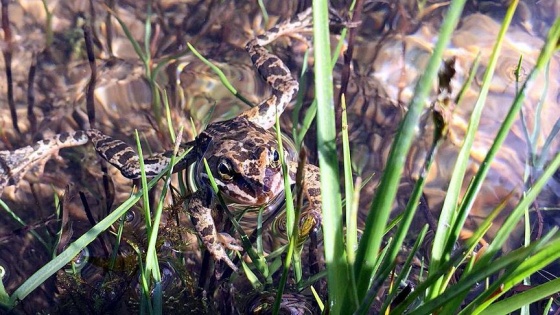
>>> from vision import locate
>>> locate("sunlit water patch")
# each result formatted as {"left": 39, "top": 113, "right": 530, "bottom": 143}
{"left": 340, "top": 7, "right": 560, "bottom": 252}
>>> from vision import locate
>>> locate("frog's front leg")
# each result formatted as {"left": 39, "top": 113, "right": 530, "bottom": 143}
{"left": 189, "top": 188, "right": 242, "bottom": 271}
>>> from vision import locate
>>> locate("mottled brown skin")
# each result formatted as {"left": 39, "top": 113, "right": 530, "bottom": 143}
{"left": 0, "top": 8, "right": 320, "bottom": 271}
{"left": 0, "top": 131, "right": 89, "bottom": 195}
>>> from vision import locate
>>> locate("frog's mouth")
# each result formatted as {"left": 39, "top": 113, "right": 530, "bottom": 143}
{"left": 220, "top": 174, "right": 284, "bottom": 206}
{"left": 189, "top": 162, "right": 284, "bottom": 206}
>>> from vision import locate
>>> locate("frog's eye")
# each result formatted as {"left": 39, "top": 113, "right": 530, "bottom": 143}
{"left": 217, "top": 159, "right": 234, "bottom": 180}
{"left": 270, "top": 148, "right": 281, "bottom": 168}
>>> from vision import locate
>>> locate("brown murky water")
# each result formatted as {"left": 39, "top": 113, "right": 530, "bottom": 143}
{"left": 0, "top": 0, "right": 559, "bottom": 313}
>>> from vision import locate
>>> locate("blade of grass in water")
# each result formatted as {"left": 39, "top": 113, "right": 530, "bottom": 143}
{"left": 451, "top": 151, "right": 560, "bottom": 314}
{"left": 294, "top": 14, "right": 353, "bottom": 148}
{"left": 187, "top": 43, "right": 254, "bottom": 107}
{"left": 135, "top": 130, "right": 153, "bottom": 245}
{"left": 377, "top": 225, "right": 429, "bottom": 315}
{"left": 106, "top": 2, "right": 163, "bottom": 124}
{"left": 352, "top": 0, "right": 467, "bottom": 304}
{"left": 478, "top": 277, "right": 560, "bottom": 315}
{"left": 0, "top": 199, "right": 49, "bottom": 249}
{"left": 471, "top": 231, "right": 560, "bottom": 313}
{"left": 294, "top": 0, "right": 355, "bottom": 148}
{"left": 272, "top": 102, "right": 299, "bottom": 314}
{"left": 40, "top": 0, "right": 53, "bottom": 48}
{"left": 142, "top": 128, "right": 183, "bottom": 315}
{"left": 429, "top": 0, "right": 519, "bottom": 297}
{"left": 0, "top": 273, "right": 7, "bottom": 306}
{"left": 406, "top": 233, "right": 554, "bottom": 315}
{"left": 340, "top": 93, "right": 359, "bottom": 307}
{"left": 442, "top": 13, "right": 560, "bottom": 314}
{"left": 7, "top": 148, "right": 189, "bottom": 305}
{"left": 364, "top": 106, "right": 449, "bottom": 311}
{"left": 392, "top": 188, "right": 515, "bottom": 313}
{"left": 312, "top": 1, "right": 347, "bottom": 313}
{"left": 462, "top": 16, "right": 560, "bottom": 266}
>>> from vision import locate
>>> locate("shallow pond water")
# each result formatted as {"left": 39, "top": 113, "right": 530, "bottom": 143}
{"left": 0, "top": 0, "right": 558, "bottom": 313}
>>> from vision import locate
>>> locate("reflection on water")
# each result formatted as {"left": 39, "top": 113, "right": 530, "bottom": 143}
{"left": 337, "top": 6, "right": 560, "bottom": 311}
{"left": 342, "top": 6, "right": 560, "bottom": 251}
{"left": 0, "top": 0, "right": 558, "bottom": 312}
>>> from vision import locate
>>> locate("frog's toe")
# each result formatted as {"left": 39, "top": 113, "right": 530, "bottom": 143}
{"left": 300, "top": 208, "right": 322, "bottom": 237}
{"left": 205, "top": 237, "right": 239, "bottom": 272}
{"left": 218, "top": 232, "right": 243, "bottom": 251}
{"left": 218, "top": 253, "right": 238, "bottom": 272}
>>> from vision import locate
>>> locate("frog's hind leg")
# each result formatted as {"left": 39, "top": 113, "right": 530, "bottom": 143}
{"left": 86, "top": 129, "right": 192, "bottom": 179}
{"left": 0, "top": 131, "right": 89, "bottom": 195}
{"left": 240, "top": 8, "right": 313, "bottom": 130}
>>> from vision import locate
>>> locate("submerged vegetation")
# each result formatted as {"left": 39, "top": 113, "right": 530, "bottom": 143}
{"left": 0, "top": 0, "right": 559, "bottom": 314}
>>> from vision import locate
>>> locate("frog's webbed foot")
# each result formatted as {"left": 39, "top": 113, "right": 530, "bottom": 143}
{"left": 86, "top": 129, "right": 191, "bottom": 179}
{"left": 0, "top": 131, "right": 89, "bottom": 195}
{"left": 255, "top": 7, "right": 313, "bottom": 46}
{"left": 300, "top": 163, "right": 322, "bottom": 232}
{"left": 218, "top": 232, "right": 243, "bottom": 252}
{"left": 189, "top": 189, "right": 241, "bottom": 271}
{"left": 286, "top": 162, "right": 322, "bottom": 239}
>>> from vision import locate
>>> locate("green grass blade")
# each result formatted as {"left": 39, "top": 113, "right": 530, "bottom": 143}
{"left": 0, "top": 264, "right": 8, "bottom": 304}
{"left": 340, "top": 93, "right": 360, "bottom": 307}
{"left": 106, "top": 5, "right": 146, "bottom": 63}
{"left": 472, "top": 233, "right": 560, "bottom": 313}
{"left": 0, "top": 199, "right": 48, "bottom": 249}
{"left": 353, "top": 0, "right": 467, "bottom": 302}
{"left": 10, "top": 191, "right": 143, "bottom": 304}
{"left": 429, "top": 2, "right": 519, "bottom": 295}
{"left": 272, "top": 103, "right": 299, "bottom": 314}
{"left": 312, "top": 1, "right": 347, "bottom": 312}
{"left": 457, "top": 230, "right": 557, "bottom": 314}
{"left": 378, "top": 225, "right": 429, "bottom": 314}
{"left": 143, "top": 0, "right": 152, "bottom": 63}
{"left": 405, "top": 240, "right": 545, "bottom": 315}
{"left": 294, "top": 16, "right": 351, "bottom": 148}
{"left": 135, "top": 131, "right": 152, "bottom": 234}
{"left": 453, "top": 13, "right": 560, "bottom": 267}
{"left": 483, "top": 88, "right": 560, "bottom": 261}
{"left": 7, "top": 149, "right": 189, "bottom": 306}
{"left": 144, "top": 128, "right": 183, "bottom": 310}
{"left": 479, "top": 278, "right": 560, "bottom": 315}
{"left": 187, "top": 43, "right": 253, "bottom": 107}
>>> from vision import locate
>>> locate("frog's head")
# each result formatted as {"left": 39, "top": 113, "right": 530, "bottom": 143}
{"left": 199, "top": 133, "right": 289, "bottom": 206}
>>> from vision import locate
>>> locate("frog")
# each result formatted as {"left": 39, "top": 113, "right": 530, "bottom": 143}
{"left": 0, "top": 8, "right": 321, "bottom": 271}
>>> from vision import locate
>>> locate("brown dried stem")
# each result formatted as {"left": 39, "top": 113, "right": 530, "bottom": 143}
{"left": 83, "top": 24, "right": 97, "bottom": 126}
{"left": 27, "top": 53, "right": 37, "bottom": 135}
{"left": 2, "top": 0, "right": 19, "bottom": 134}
